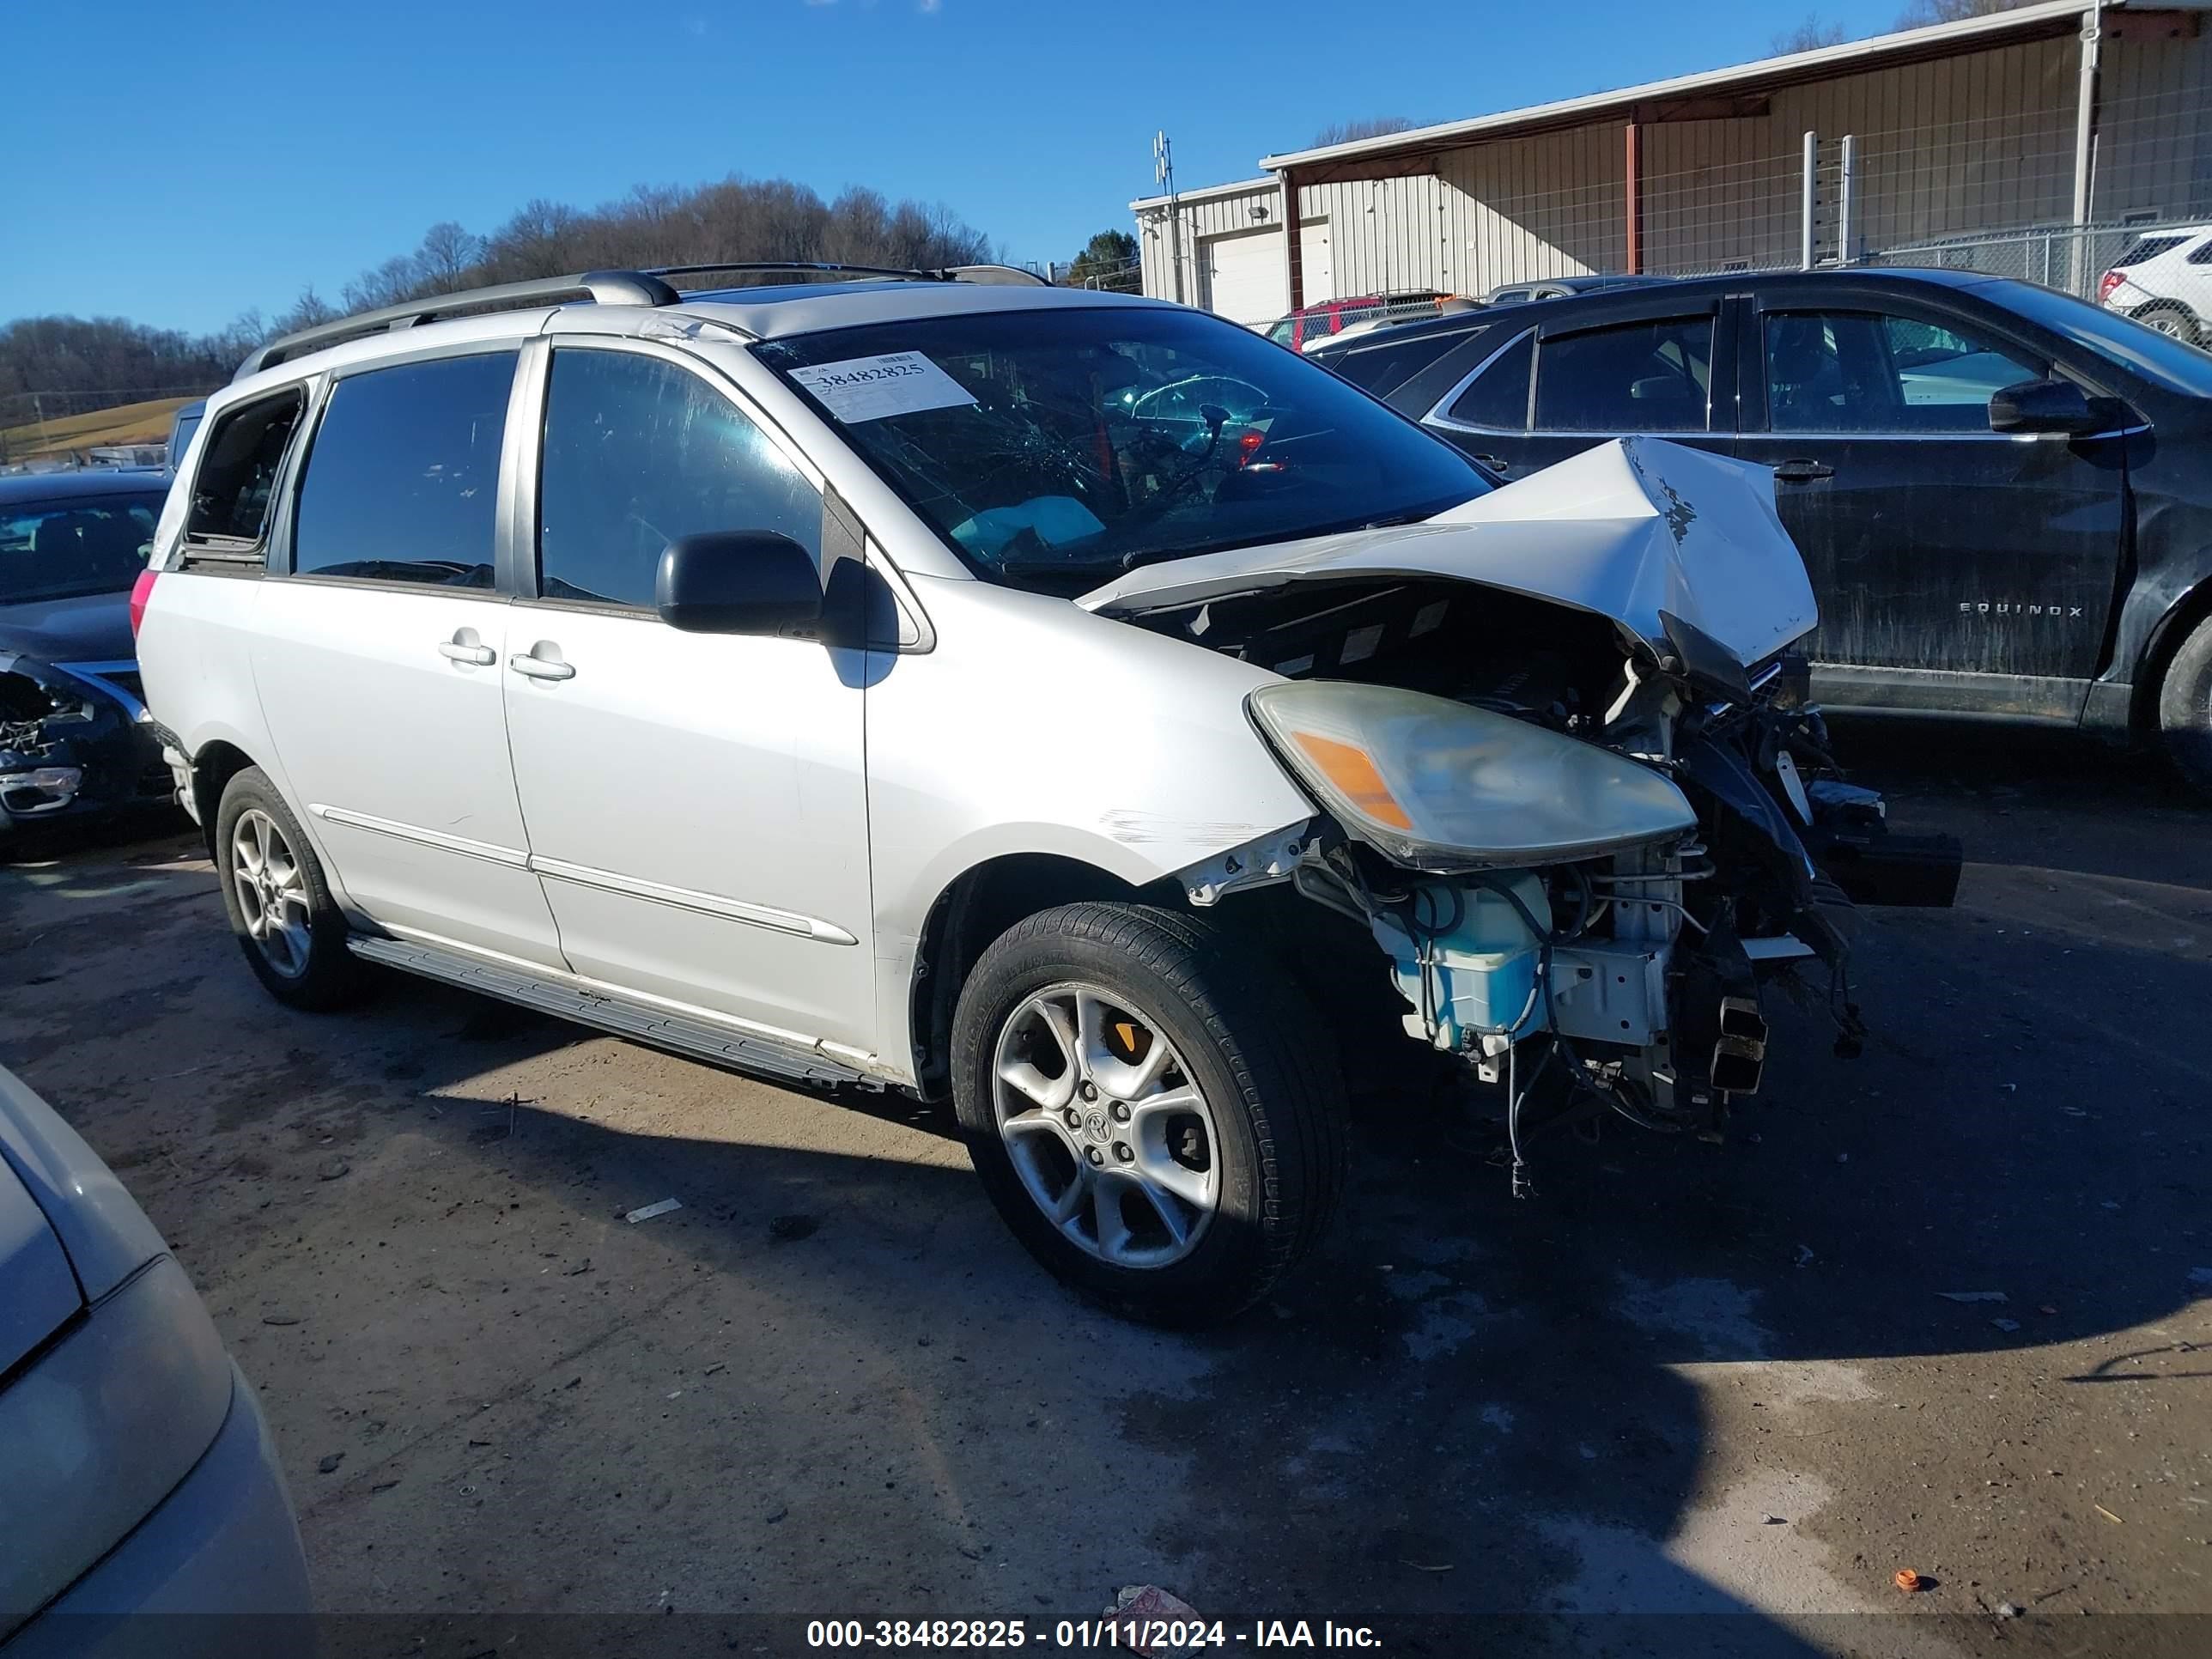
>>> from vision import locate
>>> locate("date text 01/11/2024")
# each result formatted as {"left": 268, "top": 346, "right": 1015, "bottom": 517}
{"left": 804, "top": 1618, "right": 1385, "bottom": 1649}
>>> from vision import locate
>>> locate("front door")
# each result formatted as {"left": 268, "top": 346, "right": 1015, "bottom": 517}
{"left": 501, "top": 341, "right": 877, "bottom": 1057}
{"left": 1734, "top": 300, "right": 2128, "bottom": 717}
{"left": 251, "top": 348, "right": 567, "bottom": 968}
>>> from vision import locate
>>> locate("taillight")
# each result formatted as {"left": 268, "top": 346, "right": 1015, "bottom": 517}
{"left": 129, "top": 568, "right": 158, "bottom": 638}
{"left": 2098, "top": 269, "right": 2124, "bottom": 302}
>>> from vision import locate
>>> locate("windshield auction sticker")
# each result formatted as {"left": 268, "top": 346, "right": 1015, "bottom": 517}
{"left": 791, "top": 352, "right": 978, "bottom": 423}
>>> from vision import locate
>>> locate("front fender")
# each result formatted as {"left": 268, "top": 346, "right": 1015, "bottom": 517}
{"left": 863, "top": 574, "right": 1316, "bottom": 1070}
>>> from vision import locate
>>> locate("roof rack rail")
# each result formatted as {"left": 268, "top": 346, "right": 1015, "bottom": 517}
{"left": 234, "top": 270, "right": 681, "bottom": 380}
{"left": 644, "top": 260, "right": 1050, "bottom": 289}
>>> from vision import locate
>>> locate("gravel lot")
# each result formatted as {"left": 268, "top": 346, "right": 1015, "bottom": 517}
{"left": 3, "top": 725, "right": 2208, "bottom": 1657}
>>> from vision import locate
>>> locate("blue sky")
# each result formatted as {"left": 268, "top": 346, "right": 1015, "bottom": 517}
{"left": 2, "top": 0, "right": 1907, "bottom": 335}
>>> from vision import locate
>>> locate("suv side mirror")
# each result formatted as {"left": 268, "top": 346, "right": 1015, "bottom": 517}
{"left": 656, "top": 532, "right": 823, "bottom": 636}
{"left": 1989, "top": 377, "right": 2100, "bottom": 435}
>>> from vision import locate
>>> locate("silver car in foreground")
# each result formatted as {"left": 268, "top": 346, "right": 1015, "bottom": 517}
{"left": 0, "top": 1064, "right": 311, "bottom": 1654}
{"left": 136, "top": 264, "right": 1955, "bottom": 1326}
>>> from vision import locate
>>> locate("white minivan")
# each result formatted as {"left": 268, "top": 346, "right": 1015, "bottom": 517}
{"left": 137, "top": 265, "right": 1950, "bottom": 1325}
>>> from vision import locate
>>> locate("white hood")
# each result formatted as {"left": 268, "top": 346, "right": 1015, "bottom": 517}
{"left": 1079, "top": 436, "right": 1820, "bottom": 666}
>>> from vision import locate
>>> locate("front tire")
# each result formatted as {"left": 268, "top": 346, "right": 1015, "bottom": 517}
{"left": 2157, "top": 612, "right": 2212, "bottom": 799}
{"left": 950, "top": 902, "right": 1346, "bottom": 1328}
{"left": 214, "top": 767, "right": 363, "bottom": 1010}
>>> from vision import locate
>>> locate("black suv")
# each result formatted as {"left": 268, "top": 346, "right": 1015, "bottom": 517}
{"left": 1310, "top": 268, "right": 2212, "bottom": 791}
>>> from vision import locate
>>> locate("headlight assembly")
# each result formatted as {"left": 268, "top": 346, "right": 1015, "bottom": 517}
{"left": 1248, "top": 681, "right": 1696, "bottom": 869}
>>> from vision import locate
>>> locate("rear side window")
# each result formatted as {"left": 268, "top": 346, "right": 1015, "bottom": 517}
{"left": 1443, "top": 330, "right": 1534, "bottom": 430}
{"left": 1534, "top": 317, "right": 1712, "bottom": 433}
{"left": 291, "top": 351, "right": 517, "bottom": 587}
{"left": 2188, "top": 238, "right": 2212, "bottom": 266}
{"left": 183, "top": 389, "right": 306, "bottom": 560}
{"left": 536, "top": 348, "right": 822, "bottom": 611}
{"left": 2113, "top": 234, "right": 2187, "bottom": 268}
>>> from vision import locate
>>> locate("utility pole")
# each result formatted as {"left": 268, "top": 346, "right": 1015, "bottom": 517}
{"left": 1155, "top": 131, "right": 1183, "bottom": 305}
{"left": 2070, "top": 0, "right": 2105, "bottom": 295}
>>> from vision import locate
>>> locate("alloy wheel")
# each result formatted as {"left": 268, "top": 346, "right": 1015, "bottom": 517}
{"left": 990, "top": 982, "right": 1220, "bottom": 1268}
{"left": 231, "top": 808, "right": 313, "bottom": 979}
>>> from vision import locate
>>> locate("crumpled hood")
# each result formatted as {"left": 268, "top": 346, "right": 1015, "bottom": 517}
{"left": 0, "top": 589, "right": 136, "bottom": 668}
{"left": 1079, "top": 436, "right": 1820, "bottom": 666}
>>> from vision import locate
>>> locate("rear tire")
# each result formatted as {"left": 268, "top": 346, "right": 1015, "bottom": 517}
{"left": 214, "top": 767, "right": 364, "bottom": 1010}
{"left": 950, "top": 902, "right": 1346, "bottom": 1328}
{"left": 2157, "top": 613, "right": 2212, "bottom": 799}
{"left": 2133, "top": 302, "right": 2202, "bottom": 347}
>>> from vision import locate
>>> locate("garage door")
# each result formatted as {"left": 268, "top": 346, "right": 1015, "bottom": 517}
{"left": 1199, "top": 224, "right": 1333, "bottom": 325}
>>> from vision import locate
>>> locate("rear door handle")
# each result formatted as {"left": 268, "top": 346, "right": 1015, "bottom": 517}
{"left": 509, "top": 644, "right": 574, "bottom": 682}
{"left": 437, "top": 629, "right": 495, "bottom": 665}
{"left": 1772, "top": 459, "right": 1835, "bottom": 483}
{"left": 1470, "top": 453, "right": 1512, "bottom": 474}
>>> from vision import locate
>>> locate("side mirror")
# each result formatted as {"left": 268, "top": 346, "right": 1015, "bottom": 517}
{"left": 656, "top": 532, "right": 823, "bottom": 637}
{"left": 1989, "top": 377, "right": 2099, "bottom": 436}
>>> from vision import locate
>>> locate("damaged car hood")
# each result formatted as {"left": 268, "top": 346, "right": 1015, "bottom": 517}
{"left": 1079, "top": 436, "right": 1819, "bottom": 666}
{"left": 0, "top": 591, "right": 136, "bottom": 668}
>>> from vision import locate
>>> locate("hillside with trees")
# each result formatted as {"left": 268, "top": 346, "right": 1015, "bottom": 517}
{"left": 2, "top": 173, "right": 997, "bottom": 434}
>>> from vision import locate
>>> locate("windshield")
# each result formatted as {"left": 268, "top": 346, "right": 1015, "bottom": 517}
{"left": 1, "top": 492, "right": 162, "bottom": 605}
{"left": 167, "top": 406, "right": 204, "bottom": 471}
{"left": 1982, "top": 278, "right": 2212, "bottom": 400}
{"left": 758, "top": 305, "right": 1488, "bottom": 588}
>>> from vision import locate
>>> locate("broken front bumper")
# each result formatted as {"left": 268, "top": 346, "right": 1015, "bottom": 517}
{"left": 0, "top": 660, "right": 173, "bottom": 836}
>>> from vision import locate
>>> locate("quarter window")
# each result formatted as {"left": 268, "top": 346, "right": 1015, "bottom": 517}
{"left": 291, "top": 352, "right": 516, "bottom": 586}
{"left": 1443, "top": 331, "right": 1534, "bottom": 430}
{"left": 1533, "top": 318, "right": 1712, "bottom": 433}
{"left": 1764, "top": 312, "right": 2043, "bottom": 434}
{"left": 537, "top": 349, "right": 822, "bottom": 611}
{"left": 185, "top": 389, "right": 305, "bottom": 549}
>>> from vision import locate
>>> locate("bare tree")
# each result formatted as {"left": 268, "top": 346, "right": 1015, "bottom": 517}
{"left": 414, "top": 222, "right": 483, "bottom": 290}
{"left": 1894, "top": 0, "right": 2024, "bottom": 26}
{"left": 340, "top": 255, "right": 422, "bottom": 315}
{"left": 1773, "top": 15, "right": 1848, "bottom": 52}
{"left": 268, "top": 288, "right": 338, "bottom": 336}
{"left": 1310, "top": 115, "right": 1419, "bottom": 147}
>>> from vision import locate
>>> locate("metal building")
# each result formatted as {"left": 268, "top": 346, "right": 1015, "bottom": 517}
{"left": 1133, "top": 0, "right": 2212, "bottom": 325}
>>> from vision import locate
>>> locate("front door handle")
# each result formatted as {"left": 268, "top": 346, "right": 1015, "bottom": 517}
{"left": 1772, "top": 459, "right": 1835, "bottom": 483}
{"left": 509, "top": 643, "right": 575, "bottom": 682}
{"left": 437, "top": 629, "right": 495, "bottom": 665}
{"left": 1470, "top": 453, "right": 1512, "bottom": 475}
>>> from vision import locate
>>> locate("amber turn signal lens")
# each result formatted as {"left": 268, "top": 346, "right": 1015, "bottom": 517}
{"left": 1287, "top": 730, "right": 1413, "bottom": 830}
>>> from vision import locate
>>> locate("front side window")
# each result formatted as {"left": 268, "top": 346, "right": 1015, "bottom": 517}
{"left": 1443, "top": 330, "right": 1534, "bottom": 430}
{"left": 1533, "top": 317, "right": 1712, "bottom": 433}
{"left": 0, "top": 494, "right": 162, "bottom": 604}
{"left": 290, "top": 352, "right": 516, "bottom": 587}
{"left": 185, "top": 389, "right": 304, "bottom": 546}
{"left": 537, "top": 349, "right": 823, "bottom": 611}
{"left": 1765, "top": 311, "right": 2042, "bottom": 434}
{"left": 758, "top": 305, "right": 1487, "bottom": 590}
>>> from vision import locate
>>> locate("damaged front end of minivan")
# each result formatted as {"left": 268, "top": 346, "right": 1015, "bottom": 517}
{"left": 1094, "top": 437, "right": 1961, "bottom": 1188}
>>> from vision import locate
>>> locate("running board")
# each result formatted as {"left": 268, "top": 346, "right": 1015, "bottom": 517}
{"left": 346, "top": 935, "right": 866, "bottom": 1089}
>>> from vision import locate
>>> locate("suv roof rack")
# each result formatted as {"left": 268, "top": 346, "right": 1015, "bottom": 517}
{"left": 644, "top": 261, "right": 1050, "bottom": 289}
{"left": 234, "top": 270, "right": 682, "bottom": 380}
{"left": 233, "top": 260, "right": 1054, "bottom": 381}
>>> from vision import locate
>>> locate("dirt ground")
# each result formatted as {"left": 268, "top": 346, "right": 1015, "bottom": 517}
{"left": 3, "top": 722, "right": 2209, "bottom": 1658}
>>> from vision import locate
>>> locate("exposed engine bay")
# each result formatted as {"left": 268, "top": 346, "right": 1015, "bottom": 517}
{"left": 0, "top": 658, "right": 165, "bottom": 829}
{"left": 1121, "top": 565, "right": 1961, "bottom": 1193}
